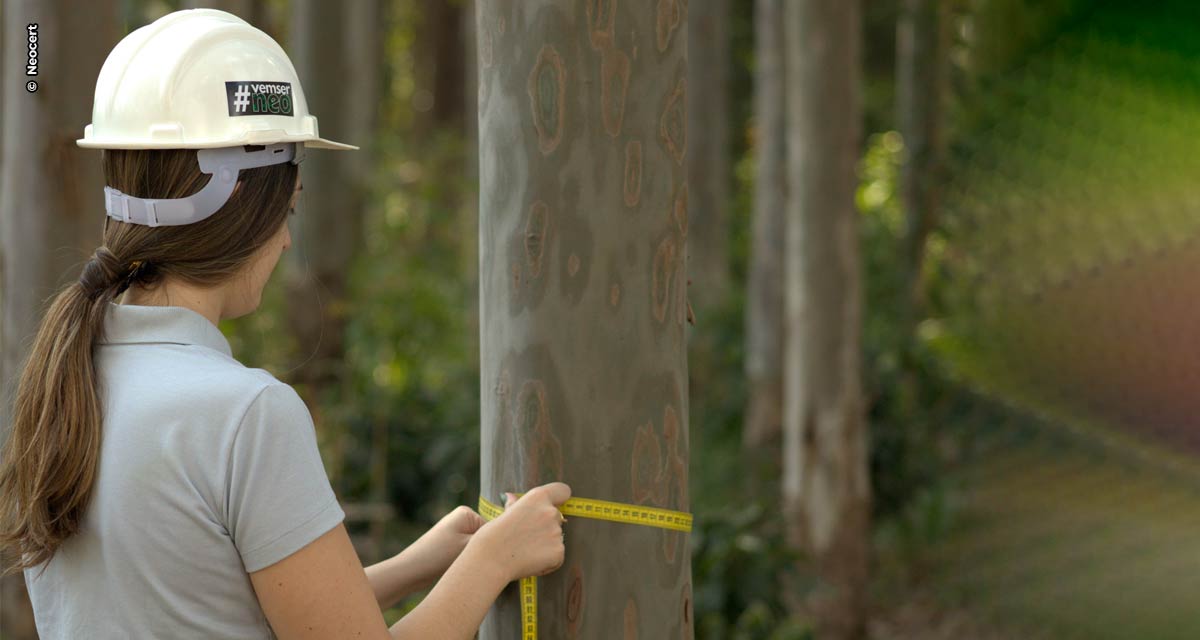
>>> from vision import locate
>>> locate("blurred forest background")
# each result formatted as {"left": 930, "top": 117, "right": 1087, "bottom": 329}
{"left": 6, "top": 0, "right": 1200, "bottom": 638}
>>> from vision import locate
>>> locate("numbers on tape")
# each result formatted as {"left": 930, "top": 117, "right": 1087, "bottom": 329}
{"left": 477, "top": 493, "right": 693, "bottom": 640}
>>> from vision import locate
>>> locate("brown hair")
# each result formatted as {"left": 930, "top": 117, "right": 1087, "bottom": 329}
{"left": 0, "top": 146, "right": 298, "bottom": 577}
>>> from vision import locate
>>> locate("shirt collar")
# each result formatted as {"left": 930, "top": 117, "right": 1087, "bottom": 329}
{"left": 97, "top": 302, "right": 233, "bottom": 358}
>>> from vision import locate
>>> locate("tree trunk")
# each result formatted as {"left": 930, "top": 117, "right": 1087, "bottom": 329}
{"left": 416, "top": 0, "right": 467, "bottom": 131}
{"left": 476, "top": 2, "right": 693, "bottom": 638}
{"left": 686, "top": 0, "right": 731, "bottom": 306}
{"left": 285, "top": 0, "right": 376, "bottom": 491}
{"left": 0, "top": 2, "right": 119, "bottom": 637}
{"left": 742, "top": 0, "right": 786, "bottom": 464}
{"left": 896, "top": 0, "right": 947, "bottom": 319}
{"left": 464, "top": 0, "right": 481, "bottom": 372}
{"left": 782, "top": 2, "right": 870, "bottom": 639}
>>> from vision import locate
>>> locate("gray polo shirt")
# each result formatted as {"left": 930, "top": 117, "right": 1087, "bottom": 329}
{"left": 24, "top": 302, "right": 345, "bottom": 639}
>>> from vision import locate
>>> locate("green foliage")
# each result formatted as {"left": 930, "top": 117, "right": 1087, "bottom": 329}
{"left": 338, "top": 125, "right": 481, "bottom": 527}
{"left": 859, "top": 130, "right": 954, "bottom": 524}
{"left": 691, "top": 501, "right": 811, "bottom": 640}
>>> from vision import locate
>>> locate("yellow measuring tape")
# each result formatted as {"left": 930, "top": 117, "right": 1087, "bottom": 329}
{"left": 478, "top": 493, "right": 694, "bottom": 640}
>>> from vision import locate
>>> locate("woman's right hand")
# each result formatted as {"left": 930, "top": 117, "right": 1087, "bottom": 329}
{"left": 476, "top": 482, "right": 572, "bottom": 583}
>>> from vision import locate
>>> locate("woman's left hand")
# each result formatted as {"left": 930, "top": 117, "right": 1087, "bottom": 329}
{"left": 408, "top": 505, "right": 488, "bottom": 585}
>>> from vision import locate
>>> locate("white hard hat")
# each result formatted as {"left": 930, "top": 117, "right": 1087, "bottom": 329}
{"left": 76, "top": 8, "right": 355, "bottom": 226}
{"left": 78, "top": 8, "right": 356, "bottom": 151}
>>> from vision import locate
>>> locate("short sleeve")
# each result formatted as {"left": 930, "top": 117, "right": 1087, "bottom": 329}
{"left": 224, "top": 383, "right": 345, "bottom": 573}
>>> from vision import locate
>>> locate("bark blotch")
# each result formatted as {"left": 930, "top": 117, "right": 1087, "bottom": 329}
{"left": 661, "top": 404, "right": 688, "bottom": 563}
{"left": 624, "top": 140, "right": 643, "bottom": 207}
{"left": 632, "top": 421, "right": 665, "bottom": 504}
{"left": 510, "top": 262, "right": 522, "bottom": 298}
{"left": 681, "top": 585, "right": 692, "bottom": 638}
{"left": 479, "top": 27, "right": 494, "bottom": 69}
{"left": 676, "top": 249, "right": 688, "bottom": 329}
{"left": 624, "top": 598, "right": 639, "bottom": 640}
{"left": 672, "top": 182, "right": 688, "bottom": 237}
{"left": 655, "top": 0, "right": 681, "bottom": 52}
{"left": 526, "top": 201, "right": 550, "bottom": 278}
{"left": 528, "top": 45, "right": 567, "bottom": 155}
{"left": 663, "top": 404, "right": 681, "bottom": 456}
{"left": 601, "top": 47, "right": 631, "bottom": 136}
{"left": 491, "top": 367, "right": 522, "bottom": 499}
{"left": 607, "top": 256, "right": 625, "bottom": 312}
{"left": 517, "top": 379, "right": 564, "bottom": 486}
{"left": 517, "top": 380, "right": 548, "bottom": 447}
{"left": 586, "top": 0, "right": 617, "bottom": 49}
{"left": 566, "top": 563, "right": 585, "bottom": 636}
{"left": 554, "top": 178, "right": 595, "bottom": 307}
{"left": 534, "top": 427, "right": 564, "bottom": 485}
{"left": 659, "top": 78, "right": 687, "bottom": 166}
{"left": 652, "top": 235, "right": 677, "bottom": 324}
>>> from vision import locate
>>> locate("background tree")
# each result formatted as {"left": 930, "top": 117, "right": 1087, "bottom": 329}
{"left": 284, "top": 0, "right": 378, "bottom": 492}
{"left": 782, "top": 1, "right": 869, "bottom": 638}
{"left": 0, "top": 2, "right": 119, "bottom": 636}
{"left": 415, "top": 0, "right": 467, "bottom": 133}
{"left": 741, "top": 0, "right": 785, "bottom": 466}
{"left": 475, "top": 1, "right": 694, "bottom": 637}
{"left": 896, "top": 0, "right": 947, "bottom": 323}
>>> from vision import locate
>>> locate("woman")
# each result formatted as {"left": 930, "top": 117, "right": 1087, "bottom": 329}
{"left": 0, "top": 8, "right": 568, "bottom": 639}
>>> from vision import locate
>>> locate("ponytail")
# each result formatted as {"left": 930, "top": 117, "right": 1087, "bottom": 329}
{"left": 0, "top": 146, "right": 296, "bottom": 578}
{"left": 0, "top": 247, "right": 158, "bottom": 578}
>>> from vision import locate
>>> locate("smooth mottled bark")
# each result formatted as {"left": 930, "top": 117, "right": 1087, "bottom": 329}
{"left": 476, "top": 2, "right": 693, "bottom": 638}
{"left": 0, "top": 3, "right": 119, "bottom": 636}
{"left": 896, "top": 0, "right": 947, "bottom": 319}
{"left": 686, "top": 0, "right": 731, "bottom": 305}
{"left": 285, "top": 0, "right": 376, "bottom": 488}
{"left": 742, "top": 0, "right": 786, "bottom": 460}
{"left": 782, "top": 2, "right": 870, "bottom": 639}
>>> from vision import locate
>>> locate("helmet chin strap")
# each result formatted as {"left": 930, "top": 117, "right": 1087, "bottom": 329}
{"left": 103, "top": 142, "right": 303, "bottom": 227}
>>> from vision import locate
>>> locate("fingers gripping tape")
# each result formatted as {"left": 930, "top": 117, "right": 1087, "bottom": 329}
{"left": 478, "top": 493, "right": 693, "bottom": 640}
{"left": 103, "top": 142, "right": 303, "bottom": 227}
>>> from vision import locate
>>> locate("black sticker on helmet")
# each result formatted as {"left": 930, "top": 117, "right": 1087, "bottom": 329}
{"left": 225, "top": 81, "right": 294, "bottom": 117}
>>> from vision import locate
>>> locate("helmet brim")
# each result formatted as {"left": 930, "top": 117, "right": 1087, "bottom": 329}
{"left": 76, "top": 135, "right": 359, "bottom": 151}
{"left": 303, "top": 137, "right": 358, "bottom": 151}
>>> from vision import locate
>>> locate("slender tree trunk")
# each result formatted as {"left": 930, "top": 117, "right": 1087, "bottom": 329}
{"left": 476, "top": 2, "right": 693, "bottom": 638}
{"left": 346, "top": 0, "right": 387, "bottom": 563}
{"left": 0, "top": 3, "right": 119, "bottom": 637}
{"left": 782, "top": 2, "right": 870, "bottom": 639}
{"left": 416, "top": 0, "right": 466, "bottom": 131}
{"left": 686, "top": 0, "right": 731, "bottom": 306}
{"left": 285, "top": 0, "right": 376, "bottom": 491}
{"left": 742, "top": 0, "right": 786, "bottom": 463}
{"left": 464, "top": 0, "right": 481, "bottom": 373}
{"left": 896, "top": 0, "right": 947, "bottom": 320}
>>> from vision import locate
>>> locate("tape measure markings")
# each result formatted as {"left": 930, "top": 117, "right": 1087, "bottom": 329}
{"left": 495, "top": 493, "right": 694, "bottom": 532}
{"left": 477, "top": 493, "right": 693, "bottom": 640}
{"left": 521, "top": 577, "right": 537, "bottom": 637}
